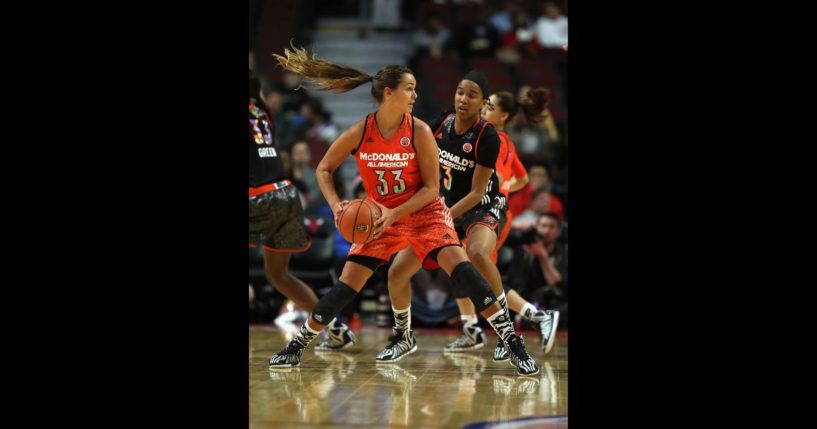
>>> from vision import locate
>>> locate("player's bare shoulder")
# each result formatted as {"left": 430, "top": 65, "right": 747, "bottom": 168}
{"left": 345, "top": 117, "right": 368, "bottom": 139}
{"left": 412, "top": 117, "right": 433, "bottom": 136}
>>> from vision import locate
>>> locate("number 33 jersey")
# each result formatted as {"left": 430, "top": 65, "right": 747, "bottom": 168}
{"left": 352, "top": 112, "right": 421, "bottom": 209}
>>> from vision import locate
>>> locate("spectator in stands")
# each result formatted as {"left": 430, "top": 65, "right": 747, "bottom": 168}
{"left": 411, "top": 14, "right": 451, "bottom": 61}
{"left": 507, "top": 160, "right": 558, "bottom": 218}
{"left": 489, "top": 0, "right": 522, "bottom": 35}
{"left": 535, "top": 1, "right": 568, "bottom": 49}
{"left": 294, "top": 98, "right": 339, "bottom": 149}
{"left": 281, "top": 71, "right": 310, "bottom": 113}
{"left": 310, "top": 106, "right": 341, "bottom": 146}
{"left": 291, "top": 140, "right": 321, "bottom": 205}
{"left": 513, "top": 184, "right": 559, "bottom": 228}
{"left": 451, "top": 8, "right": 499, "bottom": 64}
{"left": 518, "top": 212, "right": 567, "bottom": 327}
{"left": 264, "top": 83, "right": 297, "bottom": 150}
{"left": 496, "top": 10, "right": 539, "bottom": 64}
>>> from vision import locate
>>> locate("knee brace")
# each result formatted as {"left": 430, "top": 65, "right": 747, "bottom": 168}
{"left": 312, "top": 281, "right": 357, "bottom": 325}
{"left": 453, "top": 281, "right": 470, "bottom": 299}
{"left": 450, "top": 261, "right": 496, "bottom": 313}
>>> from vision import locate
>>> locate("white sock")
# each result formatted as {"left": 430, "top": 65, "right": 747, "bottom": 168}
{"left": 461, "top": 314, "right": 478, "bottom": 332}
{"left": 521, "top": 303, "right": 537, "bottom": 319}
{"left": 497, "top": 292, "right": 508, "bottom": 310}
{"left": 304, "top": 318, "right": 323, "bottom": 335}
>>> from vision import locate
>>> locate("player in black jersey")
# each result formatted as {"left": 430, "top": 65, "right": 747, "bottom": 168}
{"left": 249, "top": 72, "right": 356, "bottom": 351}
{"left": 382, "top": 71, "right": 529, "bottom": 356}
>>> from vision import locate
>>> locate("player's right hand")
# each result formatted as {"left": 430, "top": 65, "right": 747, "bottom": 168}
{"left": 333, "top": 200, "right": 350, "bottom": 228}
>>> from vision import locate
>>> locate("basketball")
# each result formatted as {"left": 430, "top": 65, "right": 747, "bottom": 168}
{"left": 338, "top": 199, "right": 381, "bottom": 244}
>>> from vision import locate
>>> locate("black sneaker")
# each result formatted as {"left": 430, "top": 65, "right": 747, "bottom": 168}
{"left": 376, "top": 329, "right": 417, "bottom": 363}
{"left": 506, "top": 335, "right": 539, "bottom": 376}
{"left": 268, "top": 338, "right": 306, "bottom": 369}
{"left": 314, "top": 323, "right": 357, "bottom": 351}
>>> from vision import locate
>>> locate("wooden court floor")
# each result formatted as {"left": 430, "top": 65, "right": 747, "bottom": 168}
{"left": 250, "top": 325, "right": 568, "bottom": 428}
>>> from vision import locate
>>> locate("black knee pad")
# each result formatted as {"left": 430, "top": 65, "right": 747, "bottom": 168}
{"left": 312, "top": 281, "right": 357, "bottom": 325}
{"left": 450, "top": 261, "right": 496, "bottom": 312}
{"left": 453, "top": 282, "right": 470, "bottom": 299}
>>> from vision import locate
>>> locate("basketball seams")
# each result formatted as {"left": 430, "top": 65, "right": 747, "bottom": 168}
{"left": 351, "top": 201, "right": 364, "bottom": 243}
{"left": 365, "top": 200, "right": 375, "bottom": 241}
{"left": 337, "top": 202, "right": 348, "bottom": 239}
{"left": 339, "top": 199, "right": 378, "bottom": 243}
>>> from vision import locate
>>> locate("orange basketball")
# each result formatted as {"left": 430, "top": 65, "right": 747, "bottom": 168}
{"left": 338, "top": 199, "right": 381, "bottom": 244}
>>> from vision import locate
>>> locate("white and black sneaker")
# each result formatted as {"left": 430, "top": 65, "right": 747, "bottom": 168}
{"left": 444, "top": 325, "right": 486, "bottom": 352}
{"left": 314, "top": 323, "right": 357, "bottom": 351}
{"left": 376, "top": 329, "right": 417, "bottom": 363}
{"left": 493, "top": 338, "right": 509, "bottom": 361}
{"left": 506, "top": 335, "right": 539, "bottom": 376}
{"left": 530, "top": 310, "right": 560, "bottom": 354}
{"left": 268, "top": 338, "right": 307, "bottom": 369}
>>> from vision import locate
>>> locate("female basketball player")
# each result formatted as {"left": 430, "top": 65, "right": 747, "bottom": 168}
{"left": 267, "top": 46, "right": 539, "bottom": 376}
{"left": 381, "top": 76, "right": 557, "bottom": 361}
{"left": 249, "top": 72, "right": 357, "bottom": 351}
{"left": 476, "top": 89, "right": 560, "bottom": 359}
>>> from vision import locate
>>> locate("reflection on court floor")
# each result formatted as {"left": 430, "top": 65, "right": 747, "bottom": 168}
{"left": 251, "top": 326, "right": 567, "bottom": 428}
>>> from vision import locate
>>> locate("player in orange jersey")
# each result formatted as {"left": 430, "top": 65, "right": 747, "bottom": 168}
{"left": 480, "top": 89, "right": 561, "bottom": 357}
{"left": 267, "top": 46, "right": 538, "bottom": 376}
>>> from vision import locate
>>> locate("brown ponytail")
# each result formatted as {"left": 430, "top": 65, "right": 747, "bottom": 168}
{"left": 517, "top": 87, "right": 550, "bottom": 123}
{"left": 273, "top": 43, "right": 413, "bottom": 103}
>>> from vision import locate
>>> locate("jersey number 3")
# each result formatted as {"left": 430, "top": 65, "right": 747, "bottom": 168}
{"left": 374, "top": 169, "right": 406, "bottom": 196}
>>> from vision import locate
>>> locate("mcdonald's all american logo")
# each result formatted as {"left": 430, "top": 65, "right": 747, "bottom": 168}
{"left": 400, "top": 136, "right": 411, "bottom": 147}
{"left": 462, "top": 142, "right": 473, "bottom": 153}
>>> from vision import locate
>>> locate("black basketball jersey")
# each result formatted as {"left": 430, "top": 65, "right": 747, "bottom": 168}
{"left": 249, "top": 101, "right": 284, "bottom": 187}
{"left": 430, "top": 113, "right": 503, "bottom": 210}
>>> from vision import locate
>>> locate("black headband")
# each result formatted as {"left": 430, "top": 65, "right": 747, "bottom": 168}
{"left": 461, "top": 70, "right": 489, "bottom": 100}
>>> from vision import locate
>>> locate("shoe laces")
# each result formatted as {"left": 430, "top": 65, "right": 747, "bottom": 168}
{"left": 508, "top": 336, "right": 531, "bottom": 361}
{"left": 450, "top": 333, "right": 472, "bottom": 347}
{"left": 328, "top": 327, "right": 346, "bottom": 342}
{"left": 386, "top": 329, "right": 408, "bottom": 348}
{"left": 530, "top": 310, "right": 547, "bottom": 322}
{"left": 282, "top": 339, "right": 304, "bottom": 355}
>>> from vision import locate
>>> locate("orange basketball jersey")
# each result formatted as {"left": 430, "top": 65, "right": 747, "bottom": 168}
{"left": 352, "top": 113, "right": 421, "bottom": 209}
{"left": 496, "top": 130, "right": 527, "bottom": 199}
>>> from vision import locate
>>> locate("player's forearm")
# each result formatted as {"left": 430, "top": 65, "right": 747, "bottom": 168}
{"left": 391, "top": 183, "right": 437, "bottom": 219}
{"left": 509, "top": 174, "right": 529, "bottom": 193}
{"left": 448, "top": 191, "right": 483, "bottom": 220}
{"left": 316, "top": 167, "right": 340, "bottom": 209}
